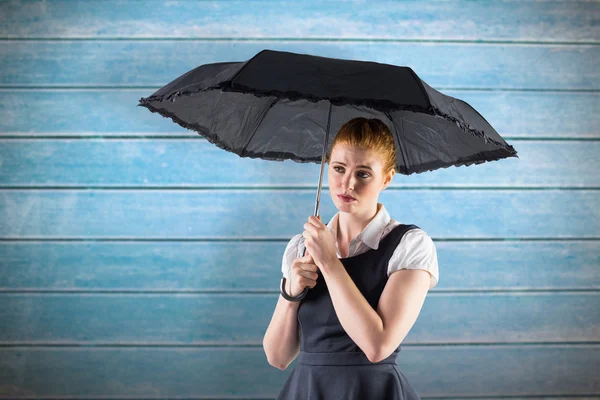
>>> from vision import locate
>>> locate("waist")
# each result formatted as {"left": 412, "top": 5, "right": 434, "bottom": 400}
{"left": 298, "top": 350, "right": 399, "bottom": 366}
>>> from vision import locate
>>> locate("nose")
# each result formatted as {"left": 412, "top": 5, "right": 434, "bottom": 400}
{"left": 342, "top": 173, "right": 356, "bottom": 192}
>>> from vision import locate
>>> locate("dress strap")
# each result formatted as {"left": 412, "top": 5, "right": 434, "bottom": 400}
{"left": 378, "top": 223, "right": 420, "bottom": 257}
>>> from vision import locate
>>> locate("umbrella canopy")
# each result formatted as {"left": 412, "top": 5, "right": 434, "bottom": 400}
{"left": 137, "top": 49, "right": 518, "bottom": 301}
{"left": 138, "top": 49, "right": 517, "bottom": 175}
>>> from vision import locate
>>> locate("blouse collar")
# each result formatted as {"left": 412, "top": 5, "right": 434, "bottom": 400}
{"left": 326, "top": 202, "right": 392, "bottom": 251}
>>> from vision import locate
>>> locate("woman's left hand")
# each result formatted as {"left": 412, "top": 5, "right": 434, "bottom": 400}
{"left": 302, "top": 215, "right": 338, "bottom": 271}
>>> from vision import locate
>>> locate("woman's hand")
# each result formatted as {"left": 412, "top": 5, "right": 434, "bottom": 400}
{"left": 302, "top": 215, "right": 337, "bottom": 272}
{"left": 287, "top": 253, "right": 319, "bottom": 297}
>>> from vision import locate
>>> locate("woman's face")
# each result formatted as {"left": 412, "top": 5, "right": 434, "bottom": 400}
{"left": 328, "top": 143, "right": 394, "bottom": 213}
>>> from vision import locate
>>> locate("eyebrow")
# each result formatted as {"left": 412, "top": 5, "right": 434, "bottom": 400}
{"left": 331, "top": 161, "right": 373, "bottom": 171}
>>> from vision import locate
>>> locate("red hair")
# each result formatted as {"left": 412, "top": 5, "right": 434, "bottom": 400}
{"left": 327, "top": 117, "right": 396, "bottom": 175}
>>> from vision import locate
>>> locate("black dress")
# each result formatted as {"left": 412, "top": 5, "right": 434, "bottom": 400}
{"left": 276, "top": 223, "right": 423, "bottom": 400}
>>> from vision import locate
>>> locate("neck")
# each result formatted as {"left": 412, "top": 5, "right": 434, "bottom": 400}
{"left": 337, "top": 203, "right": 380, "bottom": 244}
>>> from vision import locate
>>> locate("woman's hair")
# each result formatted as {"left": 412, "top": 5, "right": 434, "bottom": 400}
{"left": 326, "top": 117, "right": 397, "bottom": 175}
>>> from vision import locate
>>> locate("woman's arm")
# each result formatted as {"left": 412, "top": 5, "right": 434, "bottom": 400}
{"left": 262, "top": 279, "right": 301, "bottom": 370}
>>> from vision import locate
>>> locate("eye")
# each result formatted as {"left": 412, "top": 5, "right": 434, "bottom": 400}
{"left": 333, "top": 166, "right": 370, "bottom": 179}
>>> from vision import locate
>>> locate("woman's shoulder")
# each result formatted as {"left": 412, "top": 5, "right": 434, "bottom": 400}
{"left": 385, "top": 219, "right": 435, "bottom": 249}
{"left": 404, "top": 226, "right": 434, "bottom": 244}
{"left": 406, "top": 226, "right": 431, "bottom": 238}
{"left": 387, "top": 219, "right": 431, "bottom": 237}
{"left": 387, "top": 222, "right": 439, "bottom": 289}
{"left": 389, "top": 224, "right": 436, "bottom": 259}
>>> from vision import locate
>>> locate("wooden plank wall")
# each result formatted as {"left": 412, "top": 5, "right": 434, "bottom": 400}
{"left": 0, "top": 0, "right": 598, "bottom": 398}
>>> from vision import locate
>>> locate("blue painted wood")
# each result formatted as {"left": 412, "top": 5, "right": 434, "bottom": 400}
{"left": 0, "top": 241, "right": 598, "bottom": 290}
{"left": 0, "top": 292, "right": 598, "bottom": 343}
{"left": 0, "top": 190, "right": 598, "bottom": 238}
{"left": 1, "top": 90, "right": 597, "bottom": 137}
{"left": 0, "top": 346, "right": 598, "bottom": 396}
{"left": 0, "top": 0, "right": 598, "bottom": 398}
{"left": 0, "top": 140, "right": 597, "bottom": 187}
{"left": 0, "top": 0, "right": 596, "bottom": 42}
{"left": 1, "top": 41, "right": 597, "bottom": 89}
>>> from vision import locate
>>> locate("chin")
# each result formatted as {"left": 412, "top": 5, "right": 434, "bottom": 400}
{"left": 335, "top": 199, "right": 357, "bottom": 210}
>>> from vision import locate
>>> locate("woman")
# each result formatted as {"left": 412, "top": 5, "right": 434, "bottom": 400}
{"left": 263, "top": 117, "right": 439, "bottom": 399}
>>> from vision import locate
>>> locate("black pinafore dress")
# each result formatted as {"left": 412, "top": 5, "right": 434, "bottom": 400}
{"left": 276, "top": 223, "right": 423, "bottom": 400}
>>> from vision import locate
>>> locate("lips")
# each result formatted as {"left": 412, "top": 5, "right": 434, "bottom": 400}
{"left": 338, "top": 194, "right": 355, "bottom": 202}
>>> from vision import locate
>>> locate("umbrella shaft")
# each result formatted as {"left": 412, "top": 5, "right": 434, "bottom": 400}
{"left": 314, "top": 103, "right": 332, "bottom": 217}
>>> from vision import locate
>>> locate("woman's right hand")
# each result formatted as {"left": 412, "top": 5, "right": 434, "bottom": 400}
{"left": 287, "top": 251, "right": 320, "bottom": 297}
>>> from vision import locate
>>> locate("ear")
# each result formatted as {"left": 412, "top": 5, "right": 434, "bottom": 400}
{"left": 382, "top": 169, "right": 394, "bottom": 190}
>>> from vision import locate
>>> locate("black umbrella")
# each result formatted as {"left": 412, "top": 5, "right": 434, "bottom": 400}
{"left": 137, "top": 48, "right": 518, "bottom": 301}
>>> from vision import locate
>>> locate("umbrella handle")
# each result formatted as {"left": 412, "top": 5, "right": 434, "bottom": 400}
{"left": 280, "top": 246, "right": 310, "bottom": 302}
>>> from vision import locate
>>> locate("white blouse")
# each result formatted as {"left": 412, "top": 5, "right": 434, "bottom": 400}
{"left": 281, "top": 203, "right": 439, "bottom": 290}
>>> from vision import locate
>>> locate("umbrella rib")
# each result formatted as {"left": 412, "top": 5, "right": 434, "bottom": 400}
{"left": 241, "top": 96, "right": 281, "bottom": 157}
{"left": 384, "top": 111, "right": 410, "bottom": 175}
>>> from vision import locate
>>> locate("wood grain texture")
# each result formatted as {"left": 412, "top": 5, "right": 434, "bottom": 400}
{"left": 0, "top": 241, "right": 597, "bottom": 290}
{"left": 0, "top": 0, "right": 596, "bottom": 41}
{"left": 0, "top": 0, "right": 598, "bottom": 398}
{"left": 0, "top": 347, "right": 598, "bottom": 397}
{"left": 0, "top": 140, "right": 597, "bottom": 187}
{"left": 1, "top": 90, "right": 597, "bottom": 137}
{"left": 1, "top": 41, "right": 597, "bottom": 89}
{"left": 0, "top": 292, "right": 599, "bottom": 343}
{"left": 0, "top": 190, "right": 598, "bottom": 238}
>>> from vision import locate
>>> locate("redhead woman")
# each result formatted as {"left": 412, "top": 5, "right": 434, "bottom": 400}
{"left": 263, "top": 117, "right": 439, "bottom": 399}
